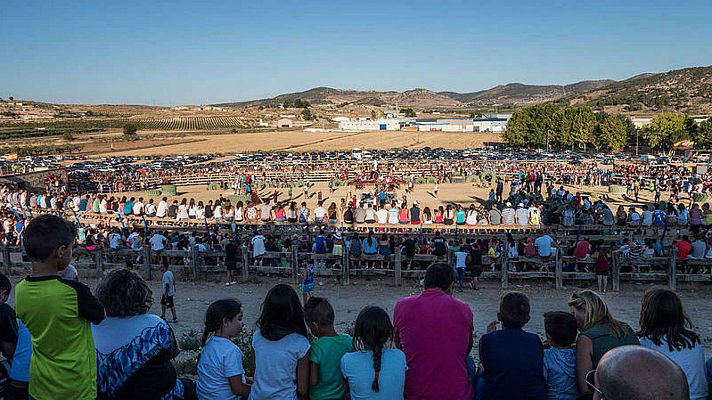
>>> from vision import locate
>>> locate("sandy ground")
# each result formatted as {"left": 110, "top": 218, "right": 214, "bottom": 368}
{"left": 108, "top": 180, "right": 668, "bottom": 216}
{"left": 89, "top": 130, "right": 503, "bottom": 156}
{"left": 9, "top": 276, "right": 709, "bottom": 356}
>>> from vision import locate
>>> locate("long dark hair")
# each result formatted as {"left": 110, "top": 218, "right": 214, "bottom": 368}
{"left": 638, "top": 288, "right": 700, "bottom": 352}
{"left": 257, "top": 284, "right": 308, "bottom": 341}
{"left": 352, "top": 306, "right": 393, "bottom": 393}
{"left": 201, "top": 298, "right": 242, "bottom": 346}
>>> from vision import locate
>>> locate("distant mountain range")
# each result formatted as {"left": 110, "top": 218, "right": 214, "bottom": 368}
{"left": 215, "top": 65, "right": 712, "bottom": 113}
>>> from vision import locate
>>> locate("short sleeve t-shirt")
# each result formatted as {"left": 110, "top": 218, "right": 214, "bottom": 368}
{"left": 341, "top": 349, "right": 407, "bottom": 400}
{"left": 162, "top": 270, "right": 175, "bottom": 297}
{"left": 309, "top": 334, "right": 354, "bottom": 400}
{"left": 197, "top": 336, "right": 246, "bottom": 400}
{"left": 150, "top": 234, "right": 167, "bottom": 251}
{"left": 0, "top": 302, "right": 18, "bottom": 345}
{"left": 15, "top": 276, "right": 105, "bottom": 400}
{"left": 249, "top": 330, "right": 311, "bottom": 400}
{"left": 455, "top": 251, "right": 468, "bottom": 269}
{"left": 534, "top": 235, "right": 554, "bottom": 257}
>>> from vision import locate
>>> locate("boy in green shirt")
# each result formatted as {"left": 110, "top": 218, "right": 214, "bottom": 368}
{"left": 14, "top": 215, "right": 105, "bottom": 400}
{"left": 304, "top": 297, "right": 353, "bottom": 400}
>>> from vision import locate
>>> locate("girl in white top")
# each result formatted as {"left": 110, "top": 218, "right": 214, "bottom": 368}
{"left": 465, "top": 206, "right": 478, "bottom": 226}
{"left": 197, "top": 299, "right": 252, "bottom": 400}
{"left": 234, "top": 203, "right": 244, "bottom": 222}
{"left": 196, "top": 202, "right": 205, "bottom": 220}
{"left": 387, "top": 203, "right": 399, "bottom": 225}
{"left": 177, "top": 199, "right": 189, "bottom": 220}
{"left": 224, "top": 205, "right": 235, "bottom": 221}
{"left": 638, "top": 288, "right": 708, "bottom": 400}
{"left": 214, "top": 204, "right": 223, "bottom": 221}
{"left": 188, "top": 199, "right": 197, "bottom": 219}
{"left": 249, "top": 284, "right": 310, "bottom": 400}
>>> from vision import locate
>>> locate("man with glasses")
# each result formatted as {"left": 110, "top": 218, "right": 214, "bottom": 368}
{"left": 586, "top": 345, "right": 689, "bottom": 400}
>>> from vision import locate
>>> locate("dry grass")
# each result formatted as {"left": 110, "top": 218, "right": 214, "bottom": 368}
{"left": 89, "top": 130, "right": 503, "bottom": 156}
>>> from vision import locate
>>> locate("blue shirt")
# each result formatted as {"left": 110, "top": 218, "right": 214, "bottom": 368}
{"left": 79, "top": 198, "right": 88, "bottom": 211}
{"left": 480, "top": 328, "right": 546, "bottom": 400}
{"left": 362, "top": 238, "right": 378, "bottom": 255}
{"left": 10, "top": 319, "right": 32, "bottom": 382}
{"left": 123, "top": 201, "right": 134, "bottom": 215}
{"left": 455, "top": 210, "right": 466, "bottom": 224}
{"left": 543, "top": 347, "right": 579, "bottom": 400}
{"left": 341, "top": 349, "right": 406, "bottom": 400}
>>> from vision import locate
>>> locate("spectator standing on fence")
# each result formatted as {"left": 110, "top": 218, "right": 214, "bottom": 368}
{"left": 568, "top": 290, "right": 639, "bottom": 397}
{"left": 251, "top": 231, "right": 266, "bottom": 267}
{"left": 393, "top": 263, "right": 474, "bottom": 400}
{"left": 15, "top": 215, "right": 105, "bottom": 400}
{"left": 638, "top": 288, "right": 708, "bottom": 400}
{"left": 160, "top": 260, "right": 178, "bottom": 323}
{"left": 454, "top": 244, "right": 468, "bottom": 292}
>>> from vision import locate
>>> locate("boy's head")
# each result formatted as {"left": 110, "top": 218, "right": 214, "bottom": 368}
{"left": 0, "top": 273, "right": 11, "bottom": 302}
{"left": 423, "top": 262, "right": 454, "bottom": 292}
{"left": 23, "top": 214, "right": 75, "bottom": 271}
{"left": 544, "top": 311, "right": 578, "bottom": 348}
{"left": 498, "top": 291, "right": 531, "bottom": 329}
{"left": 304, "top": 297, "right": 335, "bottom": 335}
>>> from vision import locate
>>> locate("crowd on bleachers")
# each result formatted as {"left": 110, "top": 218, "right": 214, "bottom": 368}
{"left": 0, "top": 215, "right": 710, "bottom": 399}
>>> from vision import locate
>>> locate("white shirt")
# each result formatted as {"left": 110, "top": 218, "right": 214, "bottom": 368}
{"left": 108, "top": 233, "right": 122, "bottom": 249}
{"left": 156, "top": 201, "right": 168, "bottom": 218}
{"left": 133, "top": 202, "right": 144, "bottom": 215}
{"left": 162, "top": 270, "right": 175, "bottom": 296}
{"left": 145, "top": 203, "right": 156, "bottom": 215}
{"left": 149, "top": 234, "right": 167, "bottom": 251}
{"left": 197, "top": 336, "right": 245, "bottom": 400}
{"left": 376, "top": 209, "right": 388, "bottom": 224}
{"left": 314, "top": 206, "right": 327, "bottom": 219}
{"left": 640, "top": 336, "right": 708, "bottom": 400}
{"left": 252, "top": 235, "right": 266, "bottom": 257}
{"left": 249, "top": 330, "right": 310, "bottom": 400}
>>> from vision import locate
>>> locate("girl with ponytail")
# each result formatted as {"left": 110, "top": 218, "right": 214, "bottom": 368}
{"left": 341, "top": 306, "right": 407, "bottom": 399}
{"left": 196, "top": 298, "right": 252, "bottom": 400}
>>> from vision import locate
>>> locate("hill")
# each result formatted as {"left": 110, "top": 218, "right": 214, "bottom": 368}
{"left": 565, "top": 65, "right": 712, "bottom": 113}
{"left": 439, "top": 80, "right": 615, "bottom": 106}
{"left": 215, "top": 87, "right": 460, "bottom": 108}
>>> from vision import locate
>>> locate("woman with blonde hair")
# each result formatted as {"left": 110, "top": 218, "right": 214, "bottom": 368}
{"left": 568, "top": 290, "right": 638, "bottom": 397}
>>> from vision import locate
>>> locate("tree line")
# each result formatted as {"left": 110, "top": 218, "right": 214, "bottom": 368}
{"left": 503, "top": 104, "right": 712, "bottom": 152}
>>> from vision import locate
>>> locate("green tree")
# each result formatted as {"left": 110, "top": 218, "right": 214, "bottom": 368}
{"left": 643, "top": 113, "right": 690, "bottom": 150}
{"left": 301, "top": 108, "right": 314, "bottom": 121}
{"left": 559, "top": 106, "right": 597, "bottom": 150}
{"left": 694, "top": 118, "right": 712, "bottom": 149}
{"left": 123, "top": 124, "right": 138, "bottom": 137}
{"left": 594, "top": 113, "right": 628, "bottom": 150}
{"left": 62, "top": 132, "right": 75, "bottom": 141}
{"left": 401, "top": 108, "right": 416, "bottom": 117}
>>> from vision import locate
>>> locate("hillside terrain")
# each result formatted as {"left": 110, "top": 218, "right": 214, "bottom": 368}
{"left": 565, "top": 65, "right": 712, "bottom": 114}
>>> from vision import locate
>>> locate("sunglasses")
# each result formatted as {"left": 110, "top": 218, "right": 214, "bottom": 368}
{"left": 585, "top": 369, "right": 605, "bottom": 398}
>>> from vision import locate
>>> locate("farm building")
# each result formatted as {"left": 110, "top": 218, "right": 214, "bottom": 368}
{"left": 276, "top": 118, "right": 293, "bottom": 128}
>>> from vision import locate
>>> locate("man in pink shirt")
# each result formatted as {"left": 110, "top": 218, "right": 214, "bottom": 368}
{"left": 393, "top": 263, "right": 474, "bottom": 400}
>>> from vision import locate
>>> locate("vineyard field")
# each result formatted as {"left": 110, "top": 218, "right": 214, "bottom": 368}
{"left": 0, "top": 116, "right": 257, "bottom": 131}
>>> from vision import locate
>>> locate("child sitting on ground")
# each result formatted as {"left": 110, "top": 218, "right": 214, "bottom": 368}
{"left": 304, "top": 297, "right": 353, "bottom": 400}
{"left": 197, "top": 298, "right": 252, "bottom": 400}
{"left": 341, "top": 306, "right": 407, "bottom": 400}
{"left": 250, "top": 284, "right": 310, "bottom": 399}
{"left": 543, "top": 311, "right": 580, "bottom": 400}
{"left": 14, "top": 215, "right": 105, "bottom": 400}
{"left": 479, "top": 291, "right": 546, "bottom": 400}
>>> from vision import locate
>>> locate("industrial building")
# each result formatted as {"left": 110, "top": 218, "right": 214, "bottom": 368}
{"left": 337, "top": 115, "right": 509, "bottom": 132}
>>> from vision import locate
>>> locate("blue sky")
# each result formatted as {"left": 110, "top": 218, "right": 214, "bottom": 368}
{"left": 1, "top": 0, "right": 710, "bottom": 105}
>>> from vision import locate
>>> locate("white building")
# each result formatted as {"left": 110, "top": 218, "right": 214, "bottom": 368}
{"left": 337, "top": 116, "right": 508, "bottom": 132}
{"left": 338, "top": 118, "right": 401, "bottom": 131}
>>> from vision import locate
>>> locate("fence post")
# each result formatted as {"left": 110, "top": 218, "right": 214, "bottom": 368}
{"left": 669, "top": 251, "right": 677, "bottom": 292}
{"left": 501, "top": 245, "right": 509, "bottom": 289}
{"left": 241, "top": 245, "right": 249, "bottom": 281}
{"left": 612, "top": 251, "right": 620, "bottom": 292}
{"left": 395, "top": 247, "right": 402, "bottom": 286}
{"left": 1, "top": 245, "right": 10, "bottom": 274}
{"left": 343, "top": 245, "right": 350, "bottom": 285}
{"left": 142, "top": 246, "right": 152, "bottom": 280}
{"left": 95, "top": 247, "right": 104, "bottom": 273}
{"left": 555, "top": 248, "right": 563, "bottom": 290}
{"left": 291, "top": 244, "right": 299, "bottom": 287}
{"left": 190, "top": 246, "right": 199, "bottom": 282}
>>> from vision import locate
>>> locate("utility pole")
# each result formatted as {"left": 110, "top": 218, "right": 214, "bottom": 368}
{"left": 636, "top": 130, "right": 639, "bottom": 156}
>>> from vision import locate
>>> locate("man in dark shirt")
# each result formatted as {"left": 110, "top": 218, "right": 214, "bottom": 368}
{"left": 0, "top": 273, "right": 18, "bottom": 362}
{"left": 224, "top": 236, "right": 238, "bottom": 286}
{"left": 402, "top": 234, "right": 417, "bottom": 270}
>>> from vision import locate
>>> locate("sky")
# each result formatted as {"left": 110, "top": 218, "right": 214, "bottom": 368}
{"left": 1, "top": 0, "right": 711, "bottom": 105}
